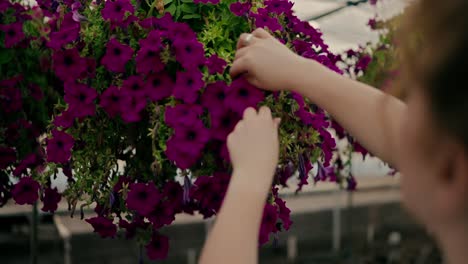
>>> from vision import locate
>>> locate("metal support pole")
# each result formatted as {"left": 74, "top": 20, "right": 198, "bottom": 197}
{"left": 332, "top": 190, "right": 342, "bottom": 252}
{"left": 287, "top": 235, "right": 298, "bottom": 263}
{"left": 30, "top": 202, "right": 38, "bottom": 264}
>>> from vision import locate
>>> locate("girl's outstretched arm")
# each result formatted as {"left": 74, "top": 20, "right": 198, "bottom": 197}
{"left": 231, "top": 28, "right": 406, "bottom": 168}
{"left": 199, "top": 107, "right": 280, "bottom": 264}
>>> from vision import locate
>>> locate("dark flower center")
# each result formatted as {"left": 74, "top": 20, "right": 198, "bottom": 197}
{"left": 152, "top": 239, "right": 161, "bottom": 249}
{"left": 137, "top": 191, "right": 148, "bottom": 200}
{"left": 185, "top": 46, "right": 192, "bottom": 53}
{"left": 64, "top": 56, "right": 74, "bottom": 66}
{"left": 186, "top": 130, "right": 197, "bottom": 140}
{"left": 152, "top": 78, "right": 161, "bottom": 87}
{"left": 113, "top": 48, "right": 121, "bottom": 56}
{"left": 56, "top": 140, "right": 64, "bottom": 148}
{"left": 131, "top": 83, "right": 140, "bottom": 91}
{"left": 216, "top": 91, "right": 225, "bottom": 100}
{"left": 221, "top": 116, "right": 231, "bottom": 127}
{"left": 238, "top": 88, "right": 249, "bottom": 97}
{"left": 7, "top": 29, "right": 15, "bottom": 37}
{"left": 111, "top": 95, "right": 120, "bottom": 102}
{"left": 147, "top": 50, "right": 156, "bottom": 57}
{"left": 22, "top": 184, "right": 32, "bottom": 192}
{"left": 78, "top": 93, "right": 86, "bottom": 102}
{"left": 186, "top": 78, "right": 194, "bottom": 86}
{"left": 114, "top": 4, "right": 123, "bottom": 12}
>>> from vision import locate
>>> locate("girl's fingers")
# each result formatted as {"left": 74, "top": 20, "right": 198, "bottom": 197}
{"left": 234, "top": 47, "right": 249, "bottom": 60}
{"left": 258, "top": 106, "right": 272, "bottom": 119}
{"left": 243, "top": 107, "right": 257, "bottom": 120}
{"left": 274, "top": 118, "right": 281, "bottom": 129}
{"left": 230, "top": 57, "right": 249, "bottom": 78}
{"left": 252, "top": 28, "right": 271, "bottom": 39}
{"left": 237, "top": 33, "right": 259, "bottom": 49}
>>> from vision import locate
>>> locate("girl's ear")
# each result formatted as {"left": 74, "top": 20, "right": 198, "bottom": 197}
{"left": 434, "top": 139, "right": 468, "bottom": 222}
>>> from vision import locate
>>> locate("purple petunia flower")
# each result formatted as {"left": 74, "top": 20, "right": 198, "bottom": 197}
{"left": 353, "top": 140, "right": 368, "bottom": 158}
{"left": 277, "top": 161, "right": 294, "bottom": 187}
{"left": 165, "top": 120, "right": 209, "bottom": 169}
{"left": 145, "top": 232, "right": 169, "bottom": 260}
{"left": 230, "top": 2, "right": 252, "bottom": 16}
{"left": 190, "top": 174, "right": 230, "bottom": 218}
{"left": 139, "top": 13, "right": 174, "bottom": 31}
{"left": 46, "top": 130, "right": 75, "bottom": 164}
{"left": 28, "top": 83, "right": 44, "bottom": 101}
{"left": 206, "top": 54, "right": 227, "bottom": 75}
{"left": 210, "top": 110, "right": 241, "bottom": 140}
{"left": 126, "top": 183, "right": 161, "bottom": 216}
{"left": 165, "top": 139, "right": 200, "bottom": 169}
{"left": 0, "top": 86, "right": 22, "bottom": 113}
{"left": 71, "top": 2, "right": 87, "bottom": 22}
{"left": 319, "top": 129, "right": 336, "bottom": 167}
{"left": 347, "top": 175, "right": 357, "bottom": 191}
{"left": 100, "top": 85, "right": 123, "bottom": 118}
{"left": 136, "top": 30, "right": 164, "bottom": 75}
{"left": 173, "top": 70, "right": 204, "bottom": 104}
{"left": 165, "top": 104, "right": 204, "bottom": 128}
{"left": 275, "top": 196, "right": 292, "bottom": 230}
{"left": 173, "top": 39, "right": 206, "bottom": 70}
{"left": 265, "top": 0, "right": 294, "bottom": 15}
{"left": 201, "top": 81, "right": 230, "bottom": 116}
{"left": 171, "top": 120, "right": 210, "bottom": 156}
{"left": 101, "top": 38, "right": 134, "bottom": 73}
{"left": 121, "top": 75, "right": 146, "bottom": 98}
{"left": 101, "top": 0, "right": 135, "bottom": 28}
{"left": 0, "top": 147, "right": 16, "bottom": 170}
{"left": 41, "top": 187, "right": 62, "bottom": 212}
{"left": 86, "top": 216, "right": 117, "bottom": 238}
{"left": 64, "top": 82, "right": 98, "bottom": 118}
{"left": 145, "top": 73, "right": 174, "bottom": 101}
{"left": 226, "top": 77, "right": 264, "bottom": 114}
{"left": 167, "top": 22, "right": 196, "bottom": 42}
{"left": 148, "top": 200, "right": 176, "bottom": 228}
{"left": 356, "top": 54, "right": 372, "bottom": 71}
{"left": 120, "top": 94, "right": 147, "bottom": 123}
{"left": 251, "top": 9, "right": 283, "bottom": 32}
{"left": 368, "top": 18, "right": 377, "bottom": 30}
{"left": 52, "top": 48, "right": 87, "bottom": 82}
{"left": 48, "top": 13, "right": 80, "bottom": 50}
{"left": 259, "top": 203, "right": 278, "bottom": 245}
{"left": 162, "top": 181, "right": 184, "bottom": 212}
{"left": 13, "top": 152, "right": 42, "bottom": 177}
{"left": 11, "top": 177, "right": 40, "bottom": 205}
{"left": 53, "top": 109, "right": 75, "bottom": 128}
{"left": 0, "top": 22, "right": 25, "bottom": 48}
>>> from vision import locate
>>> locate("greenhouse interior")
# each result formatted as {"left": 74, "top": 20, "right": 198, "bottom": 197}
{"left": 2, "top": 0, "right": 465, "bottom": 263}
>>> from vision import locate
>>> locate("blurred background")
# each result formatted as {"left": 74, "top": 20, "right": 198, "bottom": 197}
{"left": 1, "top": 0, "right": 442, "bottom": 263}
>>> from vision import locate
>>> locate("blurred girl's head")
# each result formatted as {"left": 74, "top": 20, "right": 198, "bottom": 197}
{"left": 397, "top": 0, "right": 468, "bottom": 239}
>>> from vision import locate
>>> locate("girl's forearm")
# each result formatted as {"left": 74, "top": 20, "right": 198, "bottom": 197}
{"left": 198, "top": 169, "right": 269, "bottom": 264}
{"left": 291, "top": 58, "right": 406, "bottom": 167}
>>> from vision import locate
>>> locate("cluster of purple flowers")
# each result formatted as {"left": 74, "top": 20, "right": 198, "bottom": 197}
{"left": 0, "top": 0, "right": 356, "bottom": 259}
{"left": 259, "top": 188, "right": 292, "bottom": 245}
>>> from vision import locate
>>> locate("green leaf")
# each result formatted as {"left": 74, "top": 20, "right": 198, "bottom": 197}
{"left": 166, "top": 3, "right": 176, "bottom": 15}
{"left": 182, "top": 14, "right": 201, "bottom": 19}
{"left": 181, "top": 0, "right": 194, "bottom": 2}
{"left": 175, "top": 7, "right": 181, "bottom": 19}
{"left": 164, "top": 0, "right": 173, "bottom": 5}
{"left": 180, "top": 3, "right": 196, "bottom": 13}
{"left": 0, "top": 49, "right": 13, "bottom": 65}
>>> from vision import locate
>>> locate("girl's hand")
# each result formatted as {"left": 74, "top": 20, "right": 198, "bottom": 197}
{"left": 230, "top": 28, "right": 305, "bottom": 91}
{"left": 227, "top": 107, "right": 280, "bottom": 194}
